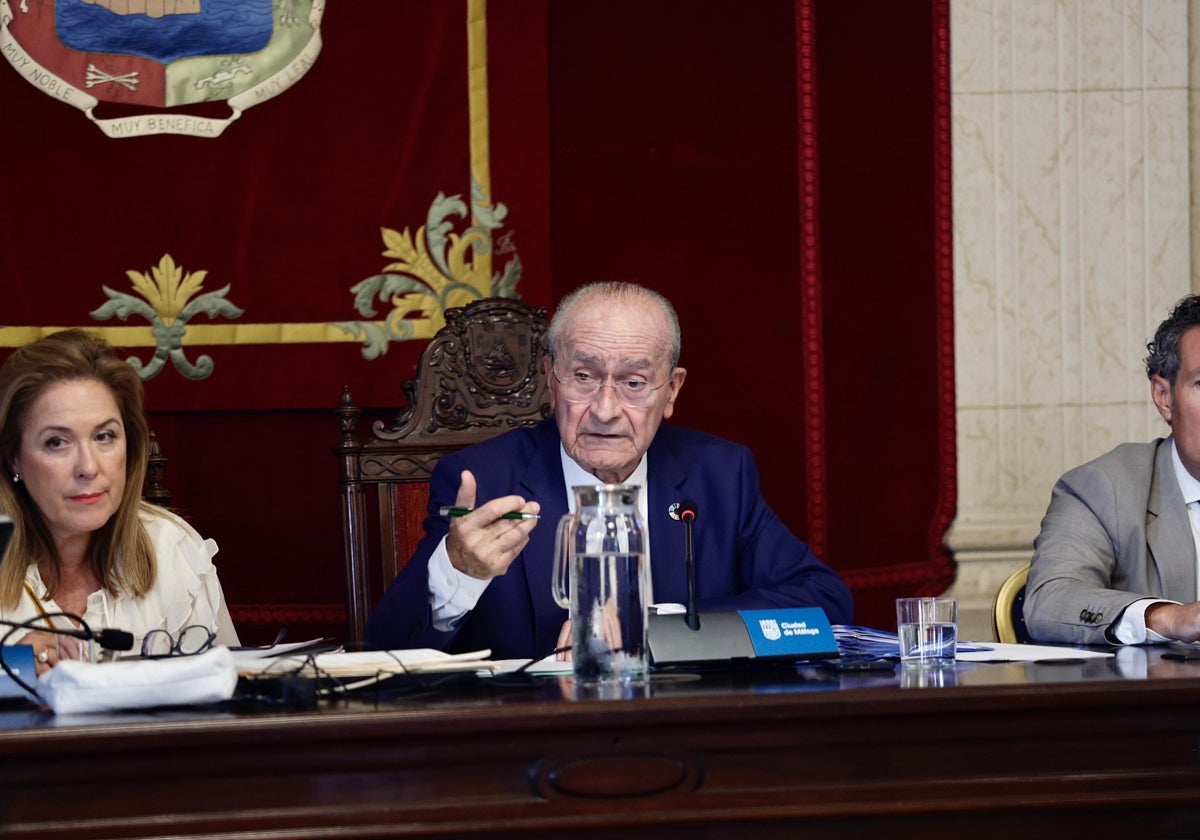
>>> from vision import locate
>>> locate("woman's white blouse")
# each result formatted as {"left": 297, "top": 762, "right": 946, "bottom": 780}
{"left": 2, "top": 507, "right": 239, "bottom": 653}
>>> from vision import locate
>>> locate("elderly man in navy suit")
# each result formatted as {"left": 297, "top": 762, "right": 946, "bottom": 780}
{"left": 366, "top": 281, "right": 853, "bottom": 659}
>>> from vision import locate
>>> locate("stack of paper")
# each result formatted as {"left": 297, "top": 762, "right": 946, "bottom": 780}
{"left": 831, "top": 625, "right": 992, "bottom": 658}
{"left": 236, "top": 648, "right": 498, "bottom": 678}
{"left": 229, "top": 638, "right": 337, "bottom": 663}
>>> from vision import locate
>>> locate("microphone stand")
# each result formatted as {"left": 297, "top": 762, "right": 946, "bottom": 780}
{"left": 683, "top": 511, "right": 700, "bottom": 631}
{"left": 0, "top": 613, "right": 135, "bottom": 701}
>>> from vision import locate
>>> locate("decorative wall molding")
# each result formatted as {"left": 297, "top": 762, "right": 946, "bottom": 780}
{"left": 797, "top": 0, "right": 828, "bottom": 560}
{"left": 929, "top": 0, "right": 958, "bottom": 592}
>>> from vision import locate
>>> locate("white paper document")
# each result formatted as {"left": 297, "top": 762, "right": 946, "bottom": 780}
{"left": 954, "top": 642, "right": 1113, "bottom": 663}
{"left": 236, "top": 648, "right": 498, "bottom": 678}
{"left": 229, "top": 638, "right": 337, "bottom": 665}
{"left": 492, "top": 655, "right": 574, "bottom": 676}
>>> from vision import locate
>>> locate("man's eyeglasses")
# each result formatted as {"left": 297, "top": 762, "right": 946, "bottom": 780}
{"left": 141, "top": 625, "right": 216, "bottom": 659}
{"left": 551, "top": 364, "right": 668, "bottom": 407}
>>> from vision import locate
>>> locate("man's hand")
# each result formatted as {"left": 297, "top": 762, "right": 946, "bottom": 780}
{"left": 556, "top": 619, "right": 573, "bottom": 661}
{"left": 555, "top": 604, "right": 623, "bottom": 662}
{"left": 445, "top": 470, "right": 540, "bottom": 580}
{"left": 1145, "top": 602, "right": 1200, "bottom": 642}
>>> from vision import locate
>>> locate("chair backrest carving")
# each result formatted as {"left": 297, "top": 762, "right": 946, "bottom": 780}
{"left": 143, "top": 430, "right": 173, "bottom": 507}
{"left": 336, "top": 297, "right": 552, "bottom": 646}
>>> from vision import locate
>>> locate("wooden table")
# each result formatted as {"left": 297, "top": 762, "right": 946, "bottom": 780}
{"left": 1, "top": 648, "right": 1199, "bottom": 838}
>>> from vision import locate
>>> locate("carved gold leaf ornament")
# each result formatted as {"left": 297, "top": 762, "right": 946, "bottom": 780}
{"left": 91, "top": 254, "right": 244, "bottom": 380}
{"left": 326, "top": 5, "right": 524, "bottom": 358}
{"left": 125, "top": 254, "right": 206, "bottom": 323}
{"left": 334, "top": 189, "right": 521, "bottom": 360}
{"left": 380, "top": 225, "right": 439, "bottom": 287}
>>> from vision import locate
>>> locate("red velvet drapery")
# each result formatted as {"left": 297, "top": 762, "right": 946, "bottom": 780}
{"left": 0, "top": 0, "right": 952, "bottom": 640}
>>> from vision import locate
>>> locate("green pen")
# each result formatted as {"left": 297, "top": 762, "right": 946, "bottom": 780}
{"left": 439, "top": 506, "right": 541, "bottom": 521}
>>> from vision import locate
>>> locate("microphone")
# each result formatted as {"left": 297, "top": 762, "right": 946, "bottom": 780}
{"left": 97, "top": 628, "right": 135, "bottom": 652}
{"left": 54, "top": 626, "right": 136, "bottom": 652}
{"left": 677, "top": 500, "right": 700, "bottom": 631}
{"left": 646, "top": 500, "right": 838, "bottom": 669}
{"left": 0, "top": 618, "right": 135, "bottom": 651}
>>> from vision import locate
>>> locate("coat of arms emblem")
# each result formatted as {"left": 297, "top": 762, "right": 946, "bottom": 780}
{"left": 1, "top": 0, "right": 323, "bottom": 137}
{"left": 759, "top": 618, "right": 782, "bottom": 641}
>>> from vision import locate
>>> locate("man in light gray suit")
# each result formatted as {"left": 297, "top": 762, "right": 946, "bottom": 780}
{"left": 1027, "top": 295, "right": 1200, "bottom": 645}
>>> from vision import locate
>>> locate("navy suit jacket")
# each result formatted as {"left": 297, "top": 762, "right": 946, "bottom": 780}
{"left": 365, "top": 419, "right": 853, "bottom": 659}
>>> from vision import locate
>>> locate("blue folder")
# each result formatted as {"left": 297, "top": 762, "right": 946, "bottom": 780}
{"left": 0, "top": 645, "right": 38, "bottom": 701}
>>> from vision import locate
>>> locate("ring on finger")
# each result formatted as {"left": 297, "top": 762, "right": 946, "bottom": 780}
{"left": 37, "top": 649, "right": 49, "bottom": 664}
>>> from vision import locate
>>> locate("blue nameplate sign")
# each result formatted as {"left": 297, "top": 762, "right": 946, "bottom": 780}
{"left": 740, "top": 607, "right": 838, "bottom": 659}
{"left": 648, "top": 606, "right": 838, "bottom": 667}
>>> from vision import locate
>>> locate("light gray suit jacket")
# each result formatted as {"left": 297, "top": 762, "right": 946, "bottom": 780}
{"left": 1025, "top": 438, "right": 1197, "bottom": 645}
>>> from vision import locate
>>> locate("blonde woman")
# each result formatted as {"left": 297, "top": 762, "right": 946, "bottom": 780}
{"left": 0, "top": 330, "right": 238, "bottom": 673}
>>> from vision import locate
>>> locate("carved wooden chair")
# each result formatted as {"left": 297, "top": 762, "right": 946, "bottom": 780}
{"left": 143, "top": 431, "right": 173, "bottom": 507}
{"left": 335, "top": 297, "right": 552, "bottom": 646}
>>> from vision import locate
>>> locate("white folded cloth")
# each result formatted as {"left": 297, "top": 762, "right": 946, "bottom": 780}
{"left": 38, "top": 646, "right": 237, "bottom": 714}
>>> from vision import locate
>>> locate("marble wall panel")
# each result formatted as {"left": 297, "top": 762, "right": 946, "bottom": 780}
{"left": 1011, "top": 0, "right": 1063, "bottom": 91}
{"left": 952, "top": 94, "right": 1002, "bottom": 406}
{"left": 949, "top": 0, "right": 1192, "bottom": 635}
{"left": 1012, "top": 92, "right": 1068, "bottom": 408}
{"left": 952, "top": 0, "right": 997, "bottom": 94}
{"left": 1141, "top": 0, "right": 1190, "bottom": 88}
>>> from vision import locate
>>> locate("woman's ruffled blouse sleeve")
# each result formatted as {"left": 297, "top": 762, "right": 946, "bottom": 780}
{"left": 135, "top": 509, "right": 240, "bottom": 646}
